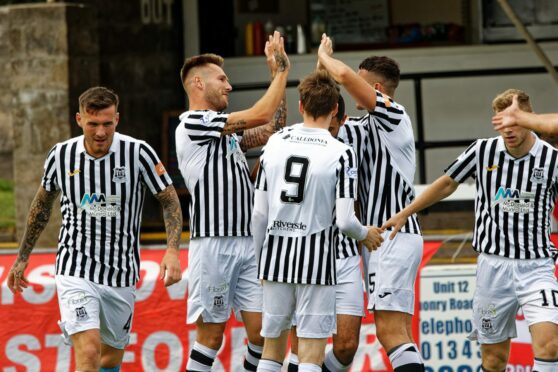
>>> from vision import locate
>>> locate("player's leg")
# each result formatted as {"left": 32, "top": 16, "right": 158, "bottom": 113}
{"left": 236, "top": 237, "right": 265, "bottom": 371}
{"left": 518, "top": 257, "right": 558, "bottom": 372}
{"left": 472, "top": 254, "right": 518, "bottom": 372}
{"left": 97, "top": 283, "right": 135, "bottom": 371}
{"left": 295, "top": 283, "right": 336, "bottom": 371}
{"left": 529, "top": 322, "right": 558, "bottom": 371}
{"left": 259, "top": 281, "right": 296, "bottom": 371}
{"left": 324, "top": 256, "right": 364, "bottom": 372}
{"left": 479, "top": 340, "right": 511, "bottom": 372}
{"left": 186, "top": 237, "right": 235, "bottom": 371}
{"left": 288, "top": 327, "right": 299, "bottom": 371}
{"left": 56, "top": 275, "right": 103, "bottom": 371}
{"left": 371, "top": 232, "right": 423, "bottom": 371}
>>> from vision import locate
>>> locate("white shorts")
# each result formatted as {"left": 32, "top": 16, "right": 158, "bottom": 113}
{"left": 56, "top": 275, "right": 135, "bottom": 349}
{"left": 262, "top": 281, "right": 336, "bottom": 339}
{"left": 336, "top": 256, "right": 365, "bottom": 317}
{"left": 187, "top": 236, "right": 262, "bottom": 324}
{"left": 366, "top": 231, "right": 423, "bottom": 314}
{"left": 469, "top": 254, "right": 558, "bottom": 344}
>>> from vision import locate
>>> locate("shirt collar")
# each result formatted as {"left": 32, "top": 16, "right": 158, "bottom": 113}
{"left": 496, "top": 132, "right": 540, "bottom": 159}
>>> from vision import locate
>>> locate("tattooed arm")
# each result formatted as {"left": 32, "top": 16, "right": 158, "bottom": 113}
{"left": 240, "top": 95, "right": 287, "bottom": 151}
{"left": 8, "top": 186, "right": 59, "bottom": 293}
{"left": 223, "top": 31, "right": 290, "bottom": 136}
{"left": 154, "top": 185, "right": 183, "bottom": 287}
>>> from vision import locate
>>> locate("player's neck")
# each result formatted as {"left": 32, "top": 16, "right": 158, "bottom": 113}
{"left": 302, "top": 113, "right": 330, "bottom": 130}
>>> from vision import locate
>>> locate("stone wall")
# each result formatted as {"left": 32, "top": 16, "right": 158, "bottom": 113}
{"left": 1, "top": 3, "right": 99, "bottom": 246}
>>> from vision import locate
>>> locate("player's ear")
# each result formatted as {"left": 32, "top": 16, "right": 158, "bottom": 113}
{"left": 340, "top": 114, "right": 348, "bottom": 126}
{"left": 298, "top": 100, "right": 304, "bottom": 115}
{"left": 331, "top": 103, "right": 339, "bottom": 118}
{"left": 76, "top": 112, "right": 83, "bottom": 128}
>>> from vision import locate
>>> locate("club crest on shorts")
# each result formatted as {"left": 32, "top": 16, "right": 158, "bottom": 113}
{"left": 530, "top": 167, "right": 545, "bottom": 184}
{"left": 113, "top": 166, "right": 127, "bottom": 183}
{"left": 75, "top": 306, "right": 89, "bottom": 321}
{"left": 213, "top": 295, "right": 224, "bottom": 308}
{"left": 479, "top": 304, "right": 497, "bottom": 334}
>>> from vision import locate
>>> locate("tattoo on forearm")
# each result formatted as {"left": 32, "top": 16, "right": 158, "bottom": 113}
{"left": 240, "top": 98, "right": 287, "bottom": 151}
{"left": 274, "top": 51, "right": 287, "bottom": 72}
{"left": 155, "top": 186, "right": 182, "bottom": 251}
{"left": 222, "top": 120, "right": 247, "bottom": 135}
{"left": 18, "top": 188, "right": 59, "bottom": 262}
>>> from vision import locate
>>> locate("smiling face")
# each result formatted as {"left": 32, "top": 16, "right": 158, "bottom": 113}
{"left": 76, "top": 105, "right": 119, "bottom": 158}
{"left": 201, "top": 64, "right": 232, "bottom": 111}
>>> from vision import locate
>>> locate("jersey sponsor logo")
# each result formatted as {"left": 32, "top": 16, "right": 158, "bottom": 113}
{"left": 69, "top": 292, "right": 88, "bottom": 306}
{"left": 486, "top": 164, "right": 498, "bottom": 172}
{"left": 345, "top": 166, "right": 358, "bottom": 179}
{"left": 289, "top": 135, "right": 328, "bottom": 146}
{"left": 67, "top": 169, "right": 81, "bottom": 177}
{"left": 530, "top": 167, "right": 545, "bottom": 184}
{"left": 80, "top": 193, "right": 122, "bottom": 218}
{"left": 112, "top": 166, "right": 127, "bottom": 183}
{"left": 155, "top": 162, "right": 166, "bottom": 176}
{"left": 493, "top": 186, "right": 535, "bottom": 213}
{"left": 269, "top": 219, "right": 307, "bottom": 232}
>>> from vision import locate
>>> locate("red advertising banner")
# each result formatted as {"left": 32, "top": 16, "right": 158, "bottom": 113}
{"left": 1, "top": 240, "right": 549, "bottom": 371}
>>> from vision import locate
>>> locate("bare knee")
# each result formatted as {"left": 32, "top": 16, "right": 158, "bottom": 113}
{"left": 482, "top": 346, "right": 509, "bottom": 372}
{"left": 332, "top": 338, "right": 358, "bottom": 365}
{"left": 198, "top": 332, "right": 224, "bottom": 350}
{"left": 76, "top": 343, "right": 101, "bottom": 371}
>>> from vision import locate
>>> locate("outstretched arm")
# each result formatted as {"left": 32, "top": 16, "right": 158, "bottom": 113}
{"left": 382, "top": 175, "right": 459, "bottom": 239}
{"left": 8, "top": 186, "right": 59, "bottom": 293}
{"left": 317, "top": 33, "right": 377, "bottom": 111}
{"left": 223, "top": 31, "right": 290, "bottom": 135}
{"left": 154, "top": 185, "right": 183, "bottom": 287}
{"left": 492, "top": 95, "right": 558, "bottom": 135}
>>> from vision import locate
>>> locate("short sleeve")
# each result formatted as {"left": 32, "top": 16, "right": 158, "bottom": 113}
{"left": 444, "top": 140, "right": 478, "bottom": 183}
{"left": 182, "top": 111, "right": 229, "bottom": 145}
{"left": 139, "top": 142, "right": 173, "bottom": 194}
{"left": 41, "top": 145, "right": 59, "bottom": 192}
{"left": 255, "top": 158, "right": 267, "bottom": 191}
{"left": 369, "top": 91, "right": 406, "bottom": 132}
{"left": 336, "top": 148, "right": 358, "bottom": 199}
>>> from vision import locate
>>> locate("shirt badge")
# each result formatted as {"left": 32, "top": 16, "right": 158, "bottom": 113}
{"left": 113, "top": 166, "right": 127, "bottom": 183}
{"left": 155, "top": 162, "right": 167, "bottom": 176}
{"left": 530, "top": 167, "right": 545, "bottom": 184}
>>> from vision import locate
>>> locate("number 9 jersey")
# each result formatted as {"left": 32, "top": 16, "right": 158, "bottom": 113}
{"left": 254, "top": 124, "right": 359, "bottom": 285}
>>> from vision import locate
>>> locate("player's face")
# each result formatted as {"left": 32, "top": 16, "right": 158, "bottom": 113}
{"left": 328, "top": 114, "right": 347, "bottom": 137}
{"left": 498, "top": 119, "right": 530, "bottom": 149}
{"left": 76, "top": 105, "right": 119, "bottom": 158}
{"left": 203, "top": 64, "right": 232, "bottom": 111}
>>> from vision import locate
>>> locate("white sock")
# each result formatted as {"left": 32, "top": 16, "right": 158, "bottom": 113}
{"left": 257, "top": 359, "right": 283, "bottom": 372}
{"left": 186, "top": 342, "right": 218, "bottom": 371}
{"left": 323, "top": 349, "right": 350, "bottom": 372}
{"left": 288, "top": 353, "right": 299, "bottom": 371}
{"left": 244, "top": 342, "right": 263, "bottom": 371}
{"left": 533, "top": 358, "right": 558, "bottom": 372}
{"left": 298, "top": 363, "right": 322, "bottom": 372}
{"left": 388, "top": 343, "right": 424, "bottom": 371}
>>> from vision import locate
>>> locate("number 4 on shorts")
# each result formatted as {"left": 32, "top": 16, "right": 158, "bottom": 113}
{"left": 123, "top": 313, "right": 133, "bottom": 331}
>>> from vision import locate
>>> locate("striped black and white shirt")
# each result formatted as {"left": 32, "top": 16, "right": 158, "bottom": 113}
{"left": 338, "top": 91, "right": 421, "bottom": 235}
{"left": 42, "top": 133, "right": 172, "bottom": 287}
{"left": 445, "top": 135, "right": 558, "bottom": 259}
{"left": 176, "top": 110, "right": 253, "bottom": 239}
{"left": 255, "top": 125, "right": 358, "bottom": 285}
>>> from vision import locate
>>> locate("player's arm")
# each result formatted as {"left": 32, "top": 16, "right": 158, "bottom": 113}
{"left": 251, "top": 189, "right": 269, "bottom": 263}
{"left": 381, "top": 175, "right": 459, "bottom": 239}
{"left": 336, "top": 198, "right": 383, "bottom": 251}
{"left": 492, "top": 95, "right": 558, "bottom": 134}
{"left": 154, "top": 185, "right": 183, "bottom": 287}
{"left": 317, "top": 33, "right": 377, "bottom": 111}
{"left": 223, "top": 31, "right": 290, "bottom": 136}
{"left": 8, "top": 186, "right": 59, "bottom": 293}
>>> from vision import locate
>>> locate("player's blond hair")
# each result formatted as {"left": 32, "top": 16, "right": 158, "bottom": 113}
{"left": 492, "top": 89, "right": 532, "bottom": 113}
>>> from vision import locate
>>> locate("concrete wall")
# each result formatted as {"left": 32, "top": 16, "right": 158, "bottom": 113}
{"left": 0, "top": 3, "right": 100, "bottom": 247}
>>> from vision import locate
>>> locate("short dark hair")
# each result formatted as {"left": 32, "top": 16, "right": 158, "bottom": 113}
{"left": 180, "top": 53, "right": 224, "bottom": 85}
{"left": 298, "top": 71, "right": 339, "bottom": 120}
{"left": 335, "top": 94, "right": 345, "bottom": 122}
{"left": 358, "top": 56, "right": 400, "bottom": 92}
{"left": 79, "top": 86, "right": 119, "bottom": 114}
{"left": 492, "top": 89, "right": 532, "bottom": 113}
